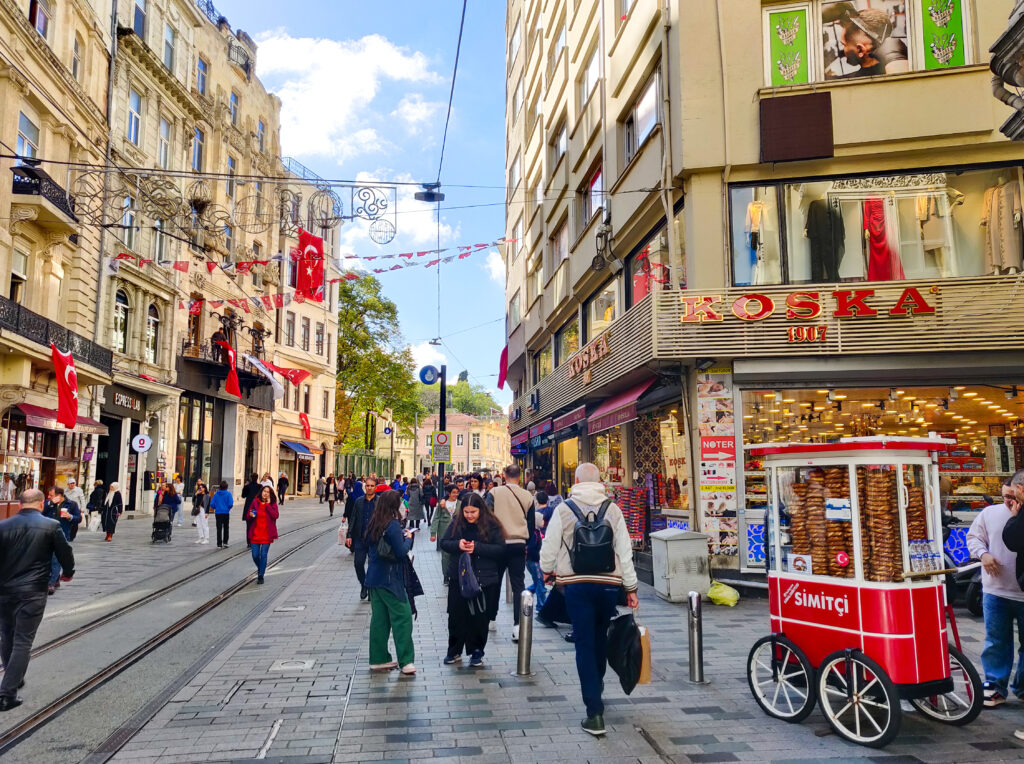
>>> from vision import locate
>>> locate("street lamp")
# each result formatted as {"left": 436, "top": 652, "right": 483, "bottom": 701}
{"left": 990, "top": 0, "right": 1024, "bottom": 140}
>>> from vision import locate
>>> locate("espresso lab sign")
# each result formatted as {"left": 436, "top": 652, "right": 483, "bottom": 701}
{"left": 566, "top": 331, "right": 611, "bottom": 384}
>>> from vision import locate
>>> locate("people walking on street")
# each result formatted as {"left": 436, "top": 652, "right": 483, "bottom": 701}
{"left": 101, "top": 482, "right": 123, "bottom": 544}
{"left": 325, "top": 475, "right": 339, "bottom": 517}
{"left": 242, "top": 473, "right": 262, "bottom": 549}
{"left": 316, "top": 475, "right": 326, "bottom": 503}
{"left": 344, "top": 475, "right": 361, "bottom": 522}
{"left": 87, "top": 480, "right": 105, "bottom": 532}
{"left": 211, "top": 481, "right": 234, "bottom": 548}
{"left": 260, "top": 472, "right": 274, "bottom": 490}
{"left": 44, "top": 487, "right": 80, "bottom": 594}
{"left": 432, "top": 484, "right": 460, "bottom": 585}
{"left": 488, "top": 464, "right": 536, "bottom": 642}
{"left": 544, "top": 481, "right": 564, "bottom": 512}
{"left": 173, "top": 474, "right": 185, "bottom": 500}
{"left": 65, "top": 479, "right": 85, "bottom": 540}
{"left": 440, "top": 493, "right": 505, "bottom": 667}
{"left": 540, "top": 463, "right": 639, "bottom": 737}
{"left": 405, "top": 478, "right": 425, "bottom": 530}
{"left": 247, "top": 486, "right": 279, "bottom": 584}
{"left": 0, "top": 489, "right": 75, "bottom": 711}
{"left": 422, "top": 478, "right": 438, "bottom": 525}
{"left": 526, "top": 498, "right": 548, "bottom": 613}
{"left": 192, "top": 482, "right": 211, "bottom": 544}
{"left": 162, "top": 483, "right": 183, "bottom": 528}
{"left": 277, "top": 472, "right": 289, "bottom": 503}
{"left": 346, "top": 476, "right": 379, "bottom": 600}
{"left": 365, "top": 489, "right": 416, "bottom": 674}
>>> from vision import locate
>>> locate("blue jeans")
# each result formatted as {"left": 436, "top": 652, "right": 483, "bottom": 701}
{"left": 49, "top": 555, "right": 60, "bottom": 586}
{"left": 982, "top": 593, "right": 1024, "bottom": 698}
{"left": 526, "top": 560, "right": 548, "bottom": 611}
{"left": 251, "top": 543, "right": 270, "bottom": 580}
{"left": 564, "top": 583, "right": 621, "bottom": 717}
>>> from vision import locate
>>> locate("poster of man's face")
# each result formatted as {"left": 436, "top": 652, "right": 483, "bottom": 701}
{"left": 822, "top": 1, "right": 909, "bottom": 79}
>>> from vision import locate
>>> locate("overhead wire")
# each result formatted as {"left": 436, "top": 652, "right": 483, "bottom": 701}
{"left": 435, "top": 0, "right": 468, "bottom": 186}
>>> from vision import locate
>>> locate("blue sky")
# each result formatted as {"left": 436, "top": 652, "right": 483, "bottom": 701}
{"left": 215, "top": 0, "right": 512, "bottom": 405}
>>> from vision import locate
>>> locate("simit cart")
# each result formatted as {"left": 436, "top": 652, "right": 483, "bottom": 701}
{"left": 745, "top": 437, "right": 983, "bottom": 748}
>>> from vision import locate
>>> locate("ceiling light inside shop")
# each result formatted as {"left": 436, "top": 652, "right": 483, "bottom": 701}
{"left": 964, "top": 392, "right": 978, "bottom": 397}
{"left": 925, "top": 402, "right": 938, "bottom": 408}
{"left": 783, "top": 398, "right": 796, "bottom": 403}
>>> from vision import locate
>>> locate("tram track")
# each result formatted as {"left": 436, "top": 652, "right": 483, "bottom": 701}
{"left": 0, "top": 522, "right": 338, "bottom": 755}
{"left": 0, "top": 515, "right": 338, "bottom": 669}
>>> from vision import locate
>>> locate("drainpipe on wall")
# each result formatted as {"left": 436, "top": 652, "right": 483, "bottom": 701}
{"left": 659, "top": 0, "right": 681, "bottom": 281}
{"left": 714, "top": 0, "right": 732, "bottom": 286}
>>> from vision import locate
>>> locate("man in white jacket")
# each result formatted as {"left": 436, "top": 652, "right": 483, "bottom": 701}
{"left": 966, "top": 479, "right": 1024, "bottom": 706}
{"left": 540, "top": 463, "right": 638, "bottom": 738}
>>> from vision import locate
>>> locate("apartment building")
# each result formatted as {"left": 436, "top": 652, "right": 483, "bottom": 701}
{"left": 0, "top": 0, "right": 113, "bottom": 506}
{"left": 417, "top": 413, "right": 511, "bottom": 476}
{"left": 505, "top": 0, "right": 1024, "bottom": 573}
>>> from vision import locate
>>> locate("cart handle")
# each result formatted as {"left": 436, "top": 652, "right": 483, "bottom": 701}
{"left": 902, "top": 568, "right": 959, "bottom": 579}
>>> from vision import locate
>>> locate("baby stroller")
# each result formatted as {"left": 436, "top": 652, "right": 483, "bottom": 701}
{"left": 152, "top": 505, "right": 172, "bottom": 543}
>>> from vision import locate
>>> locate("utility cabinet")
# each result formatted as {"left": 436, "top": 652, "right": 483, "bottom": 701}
{"left": 650, "top": 529, "right": 710, "bottom": 602}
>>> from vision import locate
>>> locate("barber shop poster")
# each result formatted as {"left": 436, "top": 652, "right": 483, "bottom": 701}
{"left": 920, "top": 0, "right": 966, "bottom": 69}
{"left": 767, "top": 6, "right": 811, "bottom": 87}
{"left": 696, "top": 366, "right": 739, "bottom": 556}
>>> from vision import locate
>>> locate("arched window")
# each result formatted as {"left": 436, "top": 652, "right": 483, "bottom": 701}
{"left": 113, "top": 291, "right": 130, "bottom": 353}
{"left": 145, "top": 304, "right": 160, "bottom": 363}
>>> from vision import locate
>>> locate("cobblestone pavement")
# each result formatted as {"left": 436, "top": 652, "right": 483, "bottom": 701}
{"left": 107, "top": 527, "right": 1024, "bottom": 764}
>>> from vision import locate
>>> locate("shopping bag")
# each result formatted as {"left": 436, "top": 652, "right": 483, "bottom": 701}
{"left": 607, "top": 610, "right": 643, "bottom": 694}
{"left": 88, "top": 514, "right": 102, "bottom": 532}
{"left": 637, "top": 624, "right": 652, "bottom": 684}
{"left": 337, "top": 520, "right": 346, "bottom": 545}
{"left": 708, "top": 580, "right": 740, "bottom": 607}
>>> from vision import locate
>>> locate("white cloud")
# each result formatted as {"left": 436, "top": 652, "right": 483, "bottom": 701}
{"left": 410, "top": 341, "right": 446, "bottom": 370}
{"left": 256, "top": 31, "right": 442, "bottom": 163}
{"left": 391, "top": 94, "right": 444, "bottom": 135}
{"left": 485, "top": 250, "right": 505, "bottom": 284}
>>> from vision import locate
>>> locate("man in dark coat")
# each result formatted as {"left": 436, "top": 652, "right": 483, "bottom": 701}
{"left": 277, "top": 472, "right": 289, "bottom": 504}
{"left": 0, "top": 489, "right": 75, "bottom": 710}
{"left": 43, "top": 487, "right": 80, "bottom": 595}
{"left": 345, "top": 476, "right": 379, "bottom": 601}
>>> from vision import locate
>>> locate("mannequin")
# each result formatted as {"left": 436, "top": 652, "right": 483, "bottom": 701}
{"left": 982, "top": 174, "right": 1023, "bottom": 275}
{"left": 805, "top": 198, "right": 845, "bottom": 281}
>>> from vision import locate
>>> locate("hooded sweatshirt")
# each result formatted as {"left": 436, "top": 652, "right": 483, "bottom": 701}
{"left": 539, "top": 481, "right": 638, "bottom": 591}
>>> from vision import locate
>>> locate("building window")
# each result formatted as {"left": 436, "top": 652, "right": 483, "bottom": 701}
{"left": 508, "top": 17, "right": 521, "bottom": 65}
{"left": 578, "top": 165, "right": 603, "bottom": 230}
{"left": 555, "top": 317, "right": 580, "bottom": 366}
{"left": 154, "top": 218, "right": 166, "bottom": 260}
{"left": 508, "top": 154, "right": 521, "bottom": 194}
{"left": 257, "top": 119, "right": 266, "bottom": 152}
{"left": 624, "top": 72, "right": 659, "bottom": 163}
{"left": 192, "top": 128, "right": 204, "bottom": 171}
{"left": 580, "top": 45, "right": 600, "bottom": 106}
{"left": 223, "top": 224, "right": 233, "bottom": 255}
{"left": 251, "top": 242, "right": 262, "bottom": 287}
{"left": 586, "top": 280, "right": 618, "bottom": 341}
{"left": 327, "top": 332, "right": 332, "bottom": 366}
{"left": 229, "top": 92, "right": 239, "bottom": 126}
{"left": 16, "top": 113, "right": 39, "bottom": 160}
{"left": 196, "top": 57, "right": 208, "bottom": 95}
{"left": 122, "top": 196, "right": 137, "bottom": 250}
{"left": 472, "top": 433, "right": 481, "bottom": 451}
{"left": 72, "top": 35, "right": 83, "bottom": 81}
{"left": 113, "top": 291, "right": 130, "bottom": 353}
{"left": 532, "top": 345, "right": 553, "bottom": 384}
{"left": 301, "top": 317, "right": 310, "bottom": 351}
{"left": 294, "top": 385, "right": 300, "bottom": 412}
{"left": 287, "top": 257, "right": 298, "bottom": 288}
{"left": 322, "top": 390, "right": 330, "bottom": 419}
{"left": 163, "top": 24, "right": 176, "bottom": 70}
{"left": 29, "top": 0, "right": 50, "bottom": 39}
{"left": 549, "top": 22, "right": 566, "bottom": 73}
{"left": 285, "top": 312, "right": 295, "bottom": 345}
{"left": 127, "top": 88, "right": 142, "bottom": 145}
{"left": 511, "top": 218, "right": 523, "bottom": 260}
{"left": 9, "top": 249, "right": 27, "bottom": 304}
{"left": 551, "top": 120, "right": 567, "bottom": 167}
{"left": 509, "top": 291, "right": 521, "bottom": 329}
{"left": 157, "top": 117, "right": 171, "bottom": 169}
{"left": 303, "top": 385, "right": 310, "bottom": 414}
{"left": 226, "top": 156, "right": 237, "bottom": 199}
{"left": 528, "top": 258, "right": 544, "bottom": 305}
{"left": 315, "top": 322, "right": 324, "bottom": 354}
{"left": 132, "top": 0, "right": 146, "bottom": 38}
{"left": 457, "top": 434, "right": 464, "bottom": 447}
{"left": 512, "top": 78, "right": 523, "bottom": 120}
{"left": 145, "top": 305, "right": 160, "bottom": 363}
{"left": 282, "top": 380, "right": 290, "bottom": 409}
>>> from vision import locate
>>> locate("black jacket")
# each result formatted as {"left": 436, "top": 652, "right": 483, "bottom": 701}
{"left": 347, "top": 494, "right": 377, "bottom": 547}
{"left": 87, "top": 487, "right": 105, "bottom": 511}
{"left": 241, "top": 481, "right": 262, "bottom": 512}
{"left": 0, "top": 509, "right": 75, "bottom": 592}
{"left": 1003, "top": 512, "right": 1024, "bottom": 590}
{"left": 440, "top": 521, "right": 505, "bottom": 586}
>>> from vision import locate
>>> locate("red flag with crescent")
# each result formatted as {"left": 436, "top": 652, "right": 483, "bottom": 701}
{"left": 299, "top": 412, "right": 311, "bottom": 440}
{"left": 214, "top": 340, "right": 242, "bottom": 397}
{"left": 296, "top": 229, "right": 325, "bottom": 303}
{"left": 263, "top": 361, "right": 311, "bottom": 387}
{"left": 50, "top": 344, "right": 78, "bottom": 429}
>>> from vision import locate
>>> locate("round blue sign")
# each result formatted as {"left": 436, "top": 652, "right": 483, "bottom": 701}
{"left": 419, "top": 365, "right": 440, "bottom": 385}
{"left": 383, "top": 427, "right": 393, "bottom": 435}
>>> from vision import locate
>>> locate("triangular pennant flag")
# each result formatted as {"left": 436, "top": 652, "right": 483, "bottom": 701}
{"left": 208, "top": 300, "right": 224, "bottom": 309}
{"left": 399, "top": 252, "right": 413, "bottom": 259}
{"left": 172, "top": 261, "right": 190, "bottom": 273}
{"left": 114, "top": 252, "right": 136, "bottom": 261}
{"left": 271, "top": 253, "right": 285, "bottom": 262}
{"left": 239, "top": 299, "right": 250, "bottom": 314}
{"left": 272, "top": 293, "right": 285, "bottom": 308}
{"left": 282, "top": 294, "right": 293, "bottom": 306}
{"left": 138, "top": 258, "right": 154, "bottom": 267}
{"left": 390, "top": 265, "right": 403, "bottom": 271}
{"left": 206, "top": 262, "right": 218, "bottom": 274}
{"left": 243, "top": 354, "right": 284, "bottom": 400}
{"left": 373, "top": 268, "right": 386, "bottom": 274}
{"left": 236, "top": 262, "right": 254, "bottom": 274}
{"left": 458, "top": 252, "right": 472, "bottom": 259}
{"left": 365, "top": 256, "right": 378, "bottom": 261}
{"left": 220, "top": 262, "right": 236, "bottom": 273}
{"left": 227, "top": 299, "right": 241, "bottom": 308}
{"left": 425, "top": 259, "right": 440, "bottom": 267}
{"left": 442, "top": 256, "right": 455, "bottom": 263}
{"left": 344, "top": 273, "right": 359, "bottom": 281}
{"left": 261, "top": 296, "right": 273, "bottom": 310}
{"left": 178, "top": 301, "right": 185, "bottom": 309}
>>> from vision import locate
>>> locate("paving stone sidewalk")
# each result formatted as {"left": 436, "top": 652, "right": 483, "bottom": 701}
{"left": 110, "top": 526, "right": 1024, "bottom": 764}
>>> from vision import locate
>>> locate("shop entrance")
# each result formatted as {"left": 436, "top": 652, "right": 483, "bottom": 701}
{"left": 556, "top": 437, "right": 578, "bottom": 498}
{"left": 532, "top": 446, "right": 553, "bottom": 486}
{"left": 96, "top": 416, "right": 123, "bottom": 490}
{"left": 244, "top": 430, "right": 258, "bottom": 480}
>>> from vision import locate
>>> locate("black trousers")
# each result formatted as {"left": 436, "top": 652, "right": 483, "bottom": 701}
{"left": 353, "top": 545, "right": 368, "bottom": 586}
{"left": 215, "top": 514, "right": 230, "bottom": 546}
{"left": 447, "top": 582, "right": 499, "bottom": 657}
{"left": 0, "top": 590, "right": 47, "bottom": 699}
{"left": 505, "top": 543, "right": 527, "bottom": 626}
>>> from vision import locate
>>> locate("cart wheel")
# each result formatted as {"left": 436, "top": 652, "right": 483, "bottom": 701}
{"left": 817, "top": 649, "right": 901, "bottom": 748}
{"left": 747, "top": 635, "right": 816, "bottom": 723}
{"left": 965, "top": 581, "right": 983, "bottom": 617}
{"left": 909, "top": 645, "right": 983, "bottom": 726}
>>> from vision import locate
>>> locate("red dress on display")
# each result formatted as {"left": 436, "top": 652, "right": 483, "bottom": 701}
{"left": 863, "top": 198, "right": 905, "bottom": 281}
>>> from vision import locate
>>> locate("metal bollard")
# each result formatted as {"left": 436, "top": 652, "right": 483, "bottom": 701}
{"left": 513, "top": 590, "right": 535, "bottom": 677}
{"left": 688, "top": 591, "right": 707, "bottom": 683}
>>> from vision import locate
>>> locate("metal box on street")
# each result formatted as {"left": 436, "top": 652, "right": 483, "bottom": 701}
{"left": 650, "top": 529, "right": 710, "bottom": 602}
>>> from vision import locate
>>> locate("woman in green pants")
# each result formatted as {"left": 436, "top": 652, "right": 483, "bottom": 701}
{"left": 364, "top": 489, "right": 416, "bottom": 674}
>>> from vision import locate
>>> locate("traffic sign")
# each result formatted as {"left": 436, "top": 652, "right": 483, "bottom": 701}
{"left": 432, "top": 430, "right": 452, "bottom": 463}
{"left": 131, "top": 434, "right": 153, "bottom": 453}
{"left": 383, "top": 426, "right": 393, "bottom": 435}
{"left": 419, "top": 365, "right": 440, "bottom": 385}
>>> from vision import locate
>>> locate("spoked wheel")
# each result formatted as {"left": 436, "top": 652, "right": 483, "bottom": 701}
{"left": 747, "top": 634, "right": 816, "bottom": 722}
{"left": 910, "top": 645, "right": 983, "bottom": 726}
{"left": 817, "top": 649, "right": 901, "bottom": 748}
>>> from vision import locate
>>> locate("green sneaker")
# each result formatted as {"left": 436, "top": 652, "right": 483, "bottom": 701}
{"left": 581, "top": 714, "right": 606, "bottom": 736}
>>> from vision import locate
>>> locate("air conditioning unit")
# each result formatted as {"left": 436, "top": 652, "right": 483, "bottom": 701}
{"left": 510, "top": 407, "right": 522, "bottom": 422}
{"left": 527, "top": 391, "right": 540, "bottom": 413}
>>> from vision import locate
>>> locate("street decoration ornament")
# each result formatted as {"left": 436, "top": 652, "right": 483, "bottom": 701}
{"left": 214, "top": 340, "right": 242, "bottom": 398}
{"left": 50, "top": 344, "right": 78, "bottom": 430}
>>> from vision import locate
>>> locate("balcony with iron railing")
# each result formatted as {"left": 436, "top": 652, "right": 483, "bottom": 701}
{"left": 0, "top": 296, "right": 112, "bottom": 374}
{"left": 11, "top": 164, "right": 78, "bottom": 236}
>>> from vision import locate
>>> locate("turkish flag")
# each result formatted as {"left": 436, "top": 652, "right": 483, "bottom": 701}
{"left": 205, "top": 262, "right": 218, "bottom": 274}
{"left": 214, "top": 341, "right": 242, "bottom": 397}
{"left": 172, "top": 261, "right": 190, "bottom": 273}
{"left": 296, "top": 229, "right": 325, "bottom": 302}
{"left": 299, "top": 412, "right": 311, "bottom": 440}
{"left": 497, "top": 345, "right": 508, "bottom": 390}
{"left": 264, "top": 361, "right": 311, "bottom": 387}
{"left": 236, "top": 262, "right": 254, "bottom": 274}
{"left": 50, "top": 344, "right": 78, "bottom": 429}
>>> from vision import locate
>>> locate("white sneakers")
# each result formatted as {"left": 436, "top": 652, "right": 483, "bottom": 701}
{"left": 512, "top": 625, "right": 520, "bottom": 643}
{"left": 488, "top": 621, "right": 497, "bottom": 632}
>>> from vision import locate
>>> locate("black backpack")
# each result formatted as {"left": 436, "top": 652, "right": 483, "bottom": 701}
{"left": 564, "top": 499, "right": 616, "bottom": 575}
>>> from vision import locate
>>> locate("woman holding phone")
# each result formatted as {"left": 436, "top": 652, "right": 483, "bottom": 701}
{"left": 247, "top": 485, "right": 279, "bottom": 584}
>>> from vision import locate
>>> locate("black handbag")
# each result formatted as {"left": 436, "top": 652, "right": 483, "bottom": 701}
{"left": 376, "top": 533, "right": 397, "bottom": 562}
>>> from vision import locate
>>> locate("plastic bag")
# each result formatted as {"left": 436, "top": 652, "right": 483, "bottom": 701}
{"left": 708, "top": 580, "right": 740, "bottom": 607}
{"left": 607, "top": 610, "right": 643, "bottom": 694}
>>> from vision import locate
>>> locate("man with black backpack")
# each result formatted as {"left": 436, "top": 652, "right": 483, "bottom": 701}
{"left": 539, "top": 462, "right": 638, "bottom": 738}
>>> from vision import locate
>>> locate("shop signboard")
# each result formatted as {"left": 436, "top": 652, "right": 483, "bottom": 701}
{"left": 82, "top": 446, "right": 94, "bottom": 462}
{"left": 529, "top": 419, "right": 553, "bottom": 439}
{"left": 103, "top": 385, "right": 146, "bottom": 422}
{"left": 553, "top": 406, "right": 587, "bottom": 433}
{"left": 511, "top": 430, "right": 529, "bottom": 447}
{"left": 511, "top": 444, "right": 528, "bottom": 456}
{"left": 566, "top": 332, "right": 611, "bottom": 384}
{"left": 701, "top": 436, "right": 737, "bottom": 462}
{"left": 697, "top": 365, "right": 739, "bottom": 556}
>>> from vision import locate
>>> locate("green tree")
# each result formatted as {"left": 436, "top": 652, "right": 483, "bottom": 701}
{"left": 415, "top": 378, "right": 502, "bottom": 417}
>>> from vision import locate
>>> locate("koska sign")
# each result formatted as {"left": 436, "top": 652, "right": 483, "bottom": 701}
{"left": 567, "top": 332, "right": 611, "bottom": 383}
{"left": 680, "top": 287, "right": 938, "bottom": 323}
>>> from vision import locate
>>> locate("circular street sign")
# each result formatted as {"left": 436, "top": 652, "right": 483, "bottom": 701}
{"left": 383, "top": 426, "right": 393, "bottom": 435}
{"left": 435, "top": 432, "right": 449, "bottom": 446}
{"left": 419, "top": 365, "right": 440, "bottom": 385}
{"left": 131, "top": 434, "right": 153, "bottom": 453}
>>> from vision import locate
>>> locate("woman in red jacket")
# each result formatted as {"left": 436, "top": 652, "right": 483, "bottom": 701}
{"left": 247, "top": 486, "right": 279, "bottom": 584}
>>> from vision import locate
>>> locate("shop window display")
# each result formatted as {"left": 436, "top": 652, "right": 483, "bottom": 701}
{"left": 585, "top": 281, "right": 617, "bottom": 342}
{"left": 731, "top": 166, "right": 1024, "bottom": 286}
{"left": 628, "top": 207, "right": 686, "bottom": 307}
{"left": 589, "top": 427, "right": 624, "bottom": 484}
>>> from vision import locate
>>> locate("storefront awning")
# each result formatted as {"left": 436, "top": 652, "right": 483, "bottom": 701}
{"left": 281, "top": 440, "right": 316, "bottom": 461}
{"left": 553, "top": 406, "right": 587, "bottom": 433}
{"left": 16, "top": 403, "right": 109, "bottom": 435}
{"left": 587, "top": 378, "right": 656, "bottom": 435}
{"left": 511, "top": 430, "right": 529, "bottom": 447}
